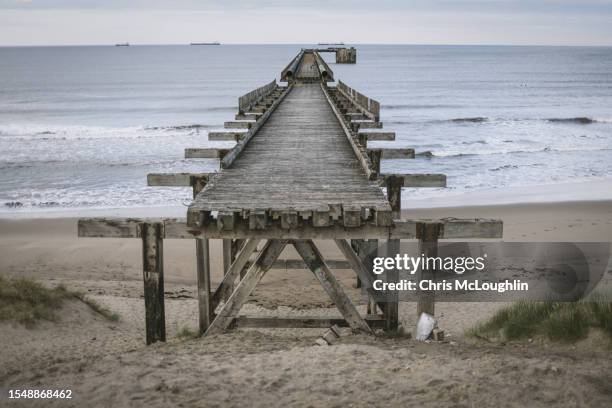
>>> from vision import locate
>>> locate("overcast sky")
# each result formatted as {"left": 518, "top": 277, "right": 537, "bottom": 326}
{"left": 1, "top": 0, "right": 611, "bottom": 46}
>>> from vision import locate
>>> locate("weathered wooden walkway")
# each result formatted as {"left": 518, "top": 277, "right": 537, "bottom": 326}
{"left": 78, "top": 48, "right": 503, "bottom": 345}
{"left": 190, "top": 83, "right": 390, "bottom": 227}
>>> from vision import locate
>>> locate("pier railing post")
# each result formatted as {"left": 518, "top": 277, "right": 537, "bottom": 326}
{"left": 141, "top": 222, "right": 166, "bottom": 344}
{"left": 416, "top": 222, "right": 440, "bottom": 317}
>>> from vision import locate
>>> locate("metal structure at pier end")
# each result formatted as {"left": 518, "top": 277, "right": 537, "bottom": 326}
{"left": 78, "top": 48, "right": 503, "bottom": 344}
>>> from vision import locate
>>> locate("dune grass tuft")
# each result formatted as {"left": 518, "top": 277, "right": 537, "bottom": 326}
{"left": 468, "top": 294, "right": 612, "bottom": 344}
{"left": 0, "top": 276, "right": 119, "bottom": 327}
{"left": 177, "top": 327, "right": 199, "bottom": 340}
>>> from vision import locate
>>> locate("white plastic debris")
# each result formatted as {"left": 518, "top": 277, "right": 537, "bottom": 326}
{"left": 415, "top": 312, "right": 437, "bottom": 341}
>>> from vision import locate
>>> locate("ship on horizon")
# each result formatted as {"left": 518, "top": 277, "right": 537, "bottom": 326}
{"left": 115, "top": 43, "right": 130, "bottom": 47}
{"left": 190, "top": 42, "right": 221, "bottom": 46}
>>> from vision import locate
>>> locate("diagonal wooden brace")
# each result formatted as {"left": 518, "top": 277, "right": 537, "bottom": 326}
{"left": 294, "top": 240, "right": 372, "bottom": 333}
{"left": 205, "top": 240, "right": 288, "bottom": 335}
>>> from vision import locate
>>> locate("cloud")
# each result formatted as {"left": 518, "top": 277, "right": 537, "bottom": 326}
{"left": 0, "top": 1, "right": 610, "bottom": 45}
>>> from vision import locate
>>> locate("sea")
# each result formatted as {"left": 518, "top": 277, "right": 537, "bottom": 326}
{"left": 1, "top": 44, "right": 611, "bottom": 216}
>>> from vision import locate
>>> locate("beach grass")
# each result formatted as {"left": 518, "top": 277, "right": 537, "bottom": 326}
{"left": 177, "top": 326, "right": 199, "bottom": 340}
{"left": 468, "top": 294, "right": 612, "bottom": 343}
{"left": 0, "top": 275, "right": 119, "bottom": 327}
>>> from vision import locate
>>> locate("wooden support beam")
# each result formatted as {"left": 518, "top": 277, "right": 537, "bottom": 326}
{"left": 270, "top": 259, "right": 351, "bottom": 270}
{"left": 208, "top": 131, "right": 247, "bottom": 142}
{"left": 334, "top": 239, "right": 385, "bottom": 312}
{"left": 185, "top": 148, "right": 230, "bottom": 159}
{"left": 235, "top": 112, "right": 263, "bottom": 120}
{"left": 358, "top": 131, "right": 395, "bottom": 141}
{"left": 380, "top": 173, "right": 447, "bottom": 188}
{"left": 234, "top": 315, "right": 386, "bottom": 329}
{"left": 206, "top": 240, "right": 288, "bottom": 334}
{"left": 384, "top": 175, "right": 402, "bottom": 332}
{"left": 294, "top": 240, "right": 372, "bottom": 333}
{"left": 78, "top": 217, "right": 502, "bottom": 240}
{"left": 211, "top": 239, "right": 261, "bottom": 312}
{"left": 141, "top": 222, "right": 165, "bottom": 344}
{"left": 147, "top": 173, "right": 211, "bottom": 187}
{"left": 352, "top": 121, "right": 383, "bottom": 130}
{"left": 390, "top": 218, "right": 503, "bottom": 239}
{"left": 224, "top": 121, "right": 254, "bottom": 129}
{"left": 416, "top": 222, "right": 440, "bottom": 317}
{"left": 222, "top": 239, "right": 233, "bottom": 302}
{"left": 195, "top": 238, "right": 211, "bottom": 334}
{"left": 368, "top": 148, "right": 415, "bottom": 159}
{"left": 385, "top": 239, "right": 400, "bottom": 331}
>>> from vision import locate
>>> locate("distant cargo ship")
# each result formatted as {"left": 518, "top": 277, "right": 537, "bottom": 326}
{"left": 318, "top": 42, "right": 345, "bottom": 46}
{"left": 115, "top": 43, "right": 130, "bottom": 47}
{"left": 190, "top": 42, "right": 220, "bottom": 46}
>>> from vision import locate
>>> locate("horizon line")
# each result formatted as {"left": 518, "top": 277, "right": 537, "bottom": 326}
{"left": 2, "top": 42, "right": 612, "bottom": 48}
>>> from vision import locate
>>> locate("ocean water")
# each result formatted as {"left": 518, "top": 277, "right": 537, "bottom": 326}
{"left": 1, "top": 44, "right": 611, "bottom": 214}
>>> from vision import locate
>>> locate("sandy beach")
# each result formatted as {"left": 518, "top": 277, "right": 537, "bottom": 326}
{"left": 1, "top": 200, "right": 611, "bottom": 407}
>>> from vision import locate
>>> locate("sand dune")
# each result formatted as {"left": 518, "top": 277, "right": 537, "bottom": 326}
{"left": 1, "top": 201, "right": 612, "bottom": 407}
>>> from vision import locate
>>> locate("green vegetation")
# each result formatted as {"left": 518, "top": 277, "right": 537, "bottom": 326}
{"left": 177, "top": 326, "right": 199, "bottom": 340}
{"left": 0, "top": 276, "right": 119, "bottom": 327}
{"left": 468, "top": 294, "right": 612, "bottom": 344}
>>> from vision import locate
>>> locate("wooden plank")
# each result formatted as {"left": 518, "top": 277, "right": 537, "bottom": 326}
{"left": 390, "top": 219, "right": 503, "bottom": 239}
{"left": 224, "top": 121, "right": 254, "bottom": 129}
{"left": 438, "top": 218, "right": 504, "bottom": 239}
{"left": 235, "top": 113, "right": 263, "bottom": 120}
{"left": 352, "top": 121, "right": 383, "bottom": 130}
{"left": 208, "top": 131, "right": 247, "bottom": 142}
{"left": 293, "top": 240, "right": 372, "bottom": 333}
{"left": 234, "top": 315, "right": 386, "bottom": 329}
{"left": 185, "top": 148, "right": 230, "bottom": 159}
{"left": 211, "top": 239, "right": 261, "bottom": 312}
{"left": 368, "top": 148, "right": 415, "bottom": 159}
{"left": 79, "top": 217, "right": 502, "bottom": 240}
{"left": 147, "top": 173, "right": 211, "bottom": 187}
{"left": 188, "top": 220, "right": 392, "bottom": 239}
{"left": 221, "top": 84, "right": 293, "bottom": 168}
{"left": 358, "top": 131, "right": 395, "bottom": 141}
{"left": 206, "top": 240, "right": 288, "bottom": 335}
{"left": 270, "top": 259, "right": 351, "bottom": 270}
{"left": 141, "top": 222, "right": 165, "bottom": 344}
{"left": 380, "top": 173, "right": 447, "bottom": 188}
{"left": 78, "top": 218, "right": 142, "bottom": 238}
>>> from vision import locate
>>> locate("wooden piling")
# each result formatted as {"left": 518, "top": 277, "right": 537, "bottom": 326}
{"left": 141, "top": 222, "right": 165, "bottom": 344}
{"left": 416, "top": 222, "right": 440, "bottom": 317}
{"left": 384, "top": 175, "right": 404, "bottom": 331}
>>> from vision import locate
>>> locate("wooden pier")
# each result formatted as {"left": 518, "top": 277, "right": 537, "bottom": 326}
{"left": 78, "top": 49, "right": 502, "bottom": 344}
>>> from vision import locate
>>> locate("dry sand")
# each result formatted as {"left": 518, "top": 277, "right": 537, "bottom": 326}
{"left": 1, "top": 201, "right": 611, "bottom": 407}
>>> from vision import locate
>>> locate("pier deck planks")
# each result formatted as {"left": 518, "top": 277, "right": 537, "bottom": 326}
{"left": 190, "top": 83, "right": 390, "bottom": 222}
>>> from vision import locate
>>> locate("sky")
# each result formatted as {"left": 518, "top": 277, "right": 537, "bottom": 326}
{"left": 1, "top": 0, "right": 612, "bottom": 46}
